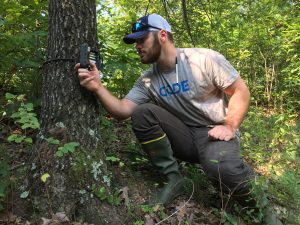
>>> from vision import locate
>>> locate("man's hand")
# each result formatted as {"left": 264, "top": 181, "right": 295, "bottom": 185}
{"left": 75, "top": 61, "right": 102, "bottom": 92}
{"left": 208, "top": 125, "right": 236, "bottom": 141}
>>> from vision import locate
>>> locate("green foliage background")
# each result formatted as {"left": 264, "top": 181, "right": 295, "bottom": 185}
{"left": 0, "top": 0, "right": 299, "bottom": 223}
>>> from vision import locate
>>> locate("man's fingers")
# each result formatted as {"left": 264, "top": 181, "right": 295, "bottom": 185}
{"left": 208, "top": 128, "right": 221, "bottom": 138}
{"left": 78, "top": 68, "right": 90, "bottom": 73}
{"left": 78, "top": 73, "right": 90, "bottom": 82}
{"left": 224, "top": 136, "right": 231, "bottom": 141}
{"left": 74, "top": 63, "right": 80, "bottom": 69}
{"left": 208, "top": 126, "right": 235, "bottom": 141}
{"left": 80, "top": 76, "right": 94, "bottom": 86}
{"left": 89, "top": 61, "right": 98, "bottom": 71}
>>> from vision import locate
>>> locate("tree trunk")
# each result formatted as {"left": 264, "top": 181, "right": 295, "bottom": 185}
{"left": 41, "top": 0, "right": 100, "bottom": 146}
{"left": 33, "top": 0, "right": 116, "bottom": 223}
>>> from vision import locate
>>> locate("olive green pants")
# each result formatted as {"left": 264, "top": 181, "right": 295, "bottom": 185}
{"left": 131, "top": 103, "right": 254, "bottom": 196}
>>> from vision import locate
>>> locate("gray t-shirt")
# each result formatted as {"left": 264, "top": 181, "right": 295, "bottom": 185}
{"left": 125, "top": 48, "right": 239, "bottom": 127}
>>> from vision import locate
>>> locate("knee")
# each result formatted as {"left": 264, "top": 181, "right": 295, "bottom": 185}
{"left": 204, "top": 159, "right": 253, "bottom": 193}
{"left": 204, "top": 160, "right": 239, "bottom": 177}
{"left": 131, "top": 104, "right": 165, "bottom": 143}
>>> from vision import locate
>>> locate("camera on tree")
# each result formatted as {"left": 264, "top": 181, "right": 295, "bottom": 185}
{"left": 79, "top": 43, "right": 102, "bottom": 71}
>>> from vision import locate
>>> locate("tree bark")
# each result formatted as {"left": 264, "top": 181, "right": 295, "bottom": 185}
{"left": 33, "top": 1, "right": 114, "bottom": 222}
{"left": 41, "top": 0, "right": 100, "bottom": 147}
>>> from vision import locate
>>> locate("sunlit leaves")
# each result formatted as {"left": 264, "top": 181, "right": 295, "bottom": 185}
{"left": 0, "top": 0, "right": 48, "bottom": 94}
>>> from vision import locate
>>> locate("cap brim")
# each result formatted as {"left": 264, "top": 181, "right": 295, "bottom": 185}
{"left": 123, "top": 31, "right": 149, "bottom": 44}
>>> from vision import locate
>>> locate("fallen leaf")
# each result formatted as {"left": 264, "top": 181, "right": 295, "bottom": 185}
{"left": 52, "top": 212, "right": 70, "bottom": 222}
{"left": 144, "top": 214, "right": 154, "bottom": 225}
{"left": 41, "top": 217, "right": 52, "bottom": 225}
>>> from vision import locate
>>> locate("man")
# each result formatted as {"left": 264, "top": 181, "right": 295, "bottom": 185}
{"left": 77, "top": 13, "right": 282, "bottom": 224}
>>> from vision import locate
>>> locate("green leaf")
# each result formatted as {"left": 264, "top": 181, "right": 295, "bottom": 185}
{"left": 244, "top": 132, "right": 251, "bottom": 138}
{"left": 24, "top": 138, "right": 33, "bottom": 144}
{"left": 106, "top": 156, "right": 120, "bottom": 162}
{"left": 95, "top": 187, "right": 106, "bottom": 200}
{"left": 11, "top": 112, "right": 21, "bottom": 118}
{"left": 46, "top": 137, "right": 60, "bottom": 145}
{"left": 23, "top": 103, "right": 33, "bottom": 111}
{"left": 57, "top": 146, "right": 66, "bottom": 153}
{"left": 41, "top": 173, "right": 50, "bottom": 183}
{"left": 15, "top": 136, "right": 25, "bottom": 143}
{"left": 65, "top": 142, "right": 80, "bottom": 148}
{"left": 63, "top": 142, "right": 80, "bottom": 153}
{"left": 20, "top": 191, "right": 29, "bottom": 199}
{"left": 21, "top": 123, "right": 31, "bottom": 129}
{"left": 62, "top": 146, "right": 69, "bottom": 153}
{"left": 55, "top": 150, "right": 64, "bottom": 157}
{"left": 7, "top": 134, "right": 18, "bottom": 142}
{"left": 5, "top": 93, "right": 16, "bottom": 100}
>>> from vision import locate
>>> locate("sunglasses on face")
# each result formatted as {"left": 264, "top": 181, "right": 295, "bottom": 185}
{"left": 132, "top": 22, "right": 161, "bottom": 33}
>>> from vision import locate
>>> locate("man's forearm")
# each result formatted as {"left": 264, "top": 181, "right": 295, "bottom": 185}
{"left": 208, "top": 77, "right": 250, "bottom": 141}
{"left": 94, "top": 85, "right": 136, "bottom": 120}
{"left": 77, "top": 62, "right": 136, "bottom": 119}
{"left": 224, "top": 85, "right": 250, "bottom": 131}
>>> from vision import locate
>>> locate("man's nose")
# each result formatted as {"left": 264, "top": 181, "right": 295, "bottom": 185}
{"left": 135, "top": 42, "right": 141, "bottom": 49}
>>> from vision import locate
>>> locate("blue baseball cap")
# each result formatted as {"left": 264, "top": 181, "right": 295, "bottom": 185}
{"left": 123, "top": 14, "right": 172, "bottom": 44}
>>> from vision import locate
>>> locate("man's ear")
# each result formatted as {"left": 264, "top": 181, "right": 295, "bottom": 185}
{"left": 159, "top": 30, "right": 168, "bottom": 43}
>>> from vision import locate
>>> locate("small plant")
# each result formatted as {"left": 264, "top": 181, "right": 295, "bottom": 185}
{"left": 4, "top": 93, "right": 40, "bottom": 145}
{"left": 46, "top": 137, "right": 60, "bottom": 145}
{"left": 45, "top": 137, "right": 79, "bottom": 158}
{"left": 94, "top": 186, "right": 122, "bottom": 205}
{"left": 106, "top": 155, "right": 124, "bottom": 167}
{"left": 10, "top": 102, "right": 39, "bottom": 130}
{"left": 7, "top": 134, "right": 33, "bottom": 144}
{"left": 55, "top": 142, "right": 80, "bottom": 157}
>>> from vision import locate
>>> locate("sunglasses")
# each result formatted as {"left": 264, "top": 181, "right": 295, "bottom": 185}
{"left": 132, "top": 22, "right": 161, "bottom": 33}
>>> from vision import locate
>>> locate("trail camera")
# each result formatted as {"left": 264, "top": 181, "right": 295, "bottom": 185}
{"left": 79, "top": 43, "right": 102, "bottom": 70}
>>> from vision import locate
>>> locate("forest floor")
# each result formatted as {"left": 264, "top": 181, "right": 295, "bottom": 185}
{"left": 0, "top": 116, "right": 260, "bottom": 225}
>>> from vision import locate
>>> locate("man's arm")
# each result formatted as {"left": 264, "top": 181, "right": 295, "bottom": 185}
{"left": 76, "top": 62, "right": 137, "bottom": 120}
{"left": 208, "top": 77, "right": 250, "bottom": 141}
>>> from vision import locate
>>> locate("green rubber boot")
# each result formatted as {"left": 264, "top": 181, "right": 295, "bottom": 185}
{"left": 142, "top": 135, "right": 186, "bottom": 205}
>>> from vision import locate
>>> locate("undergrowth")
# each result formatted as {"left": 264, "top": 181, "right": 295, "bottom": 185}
{"left": 240, "top": 107, "right": 300, "bottom": 224}
{"left": 0, "top": 93, "right": 299, "bottom": 224}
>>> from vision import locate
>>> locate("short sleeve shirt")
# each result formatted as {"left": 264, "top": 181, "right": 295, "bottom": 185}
{"left": 125, "top": 48, "right": 239, "bottom": 127}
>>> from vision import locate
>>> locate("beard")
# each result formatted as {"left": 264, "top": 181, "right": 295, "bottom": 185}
{"left": 140, "top": 33, "right": 161, "bottom": 64}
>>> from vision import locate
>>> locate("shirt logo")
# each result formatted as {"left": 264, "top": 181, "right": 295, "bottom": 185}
{"left": 159, "top": 80, "right": 190, "bottom": 97}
